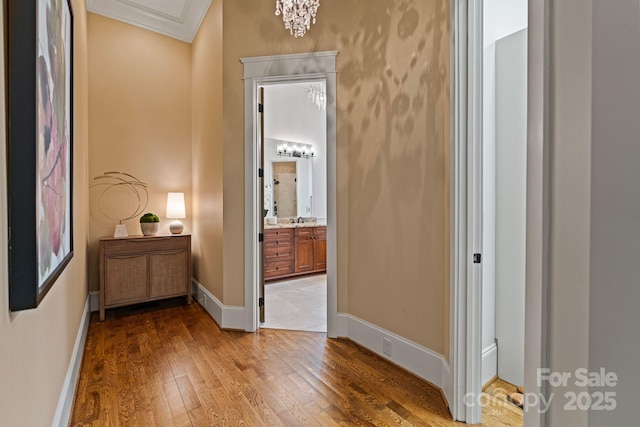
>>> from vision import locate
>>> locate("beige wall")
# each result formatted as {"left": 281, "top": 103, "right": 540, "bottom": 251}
{"left": 216, "top": 0, "right": 450, "bottom": 352}
{"left": 0, "top": 0, "right": 90, "bottom": 425}
{"left": 87, "top": 13, "right": 193, "bottom": 292}
{"left": 191, "top": 1, "right": 224, "bottom": 300}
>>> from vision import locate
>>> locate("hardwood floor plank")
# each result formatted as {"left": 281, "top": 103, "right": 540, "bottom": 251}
{"left": 71, "top": 301, "right": 520, "bottom": 426}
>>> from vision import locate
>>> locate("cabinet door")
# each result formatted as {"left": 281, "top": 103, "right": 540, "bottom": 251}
{"left": 314, "top": 238, "right": 327, "bottom": 271}
{"left": 104, "top": 255, "right": 148, "bottom": 305}
{"left": 295, "top": 236, "right": 314, "bottom": 273}
{"left": 149, "top": 251, "right": 188, "bottom": 298}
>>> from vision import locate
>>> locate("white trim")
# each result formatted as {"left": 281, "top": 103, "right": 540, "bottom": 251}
{"left": 86, "top": 0, "right": 212, "bottom": 43}
{"left": 466, "top": 0, "right": 484, "bottom": 424}
{"left": 89, "top": 291, "right": 99, "bottom": 312}
{"left": 336, "top": 312, "right": 349, "bottom": 338}
{"left": 337, "top": 313, "right": 449, "bottom": 392}
{"left": 524, "top": 0, "right": 550, "bottom": 426}
{"left": 240, "top": 51, "right": 339, "bottom": 65}
{"left": 241, "top": 51, "right": 339, "bottom": 338}
{"left": 192, "top": 279, "right": 245, "bottom": 330}
{"left": 451, "top": 0, "right": 469, "bottom": 421}
{"left": 481, "top": 343, "right": 498, "bottom": 386}
{"left": 450, "top": 0, "right": 484, "bottom": 423}
{"left": 52, "top": 297, "right": 91, "bottom": 427}
{"left": 441, "top": 361, "right": 453, "bottom": 411}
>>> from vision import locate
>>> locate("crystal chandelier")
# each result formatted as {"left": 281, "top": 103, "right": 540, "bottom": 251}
{"left": 308, "top": 82, "right": 326, "bottom": 111}
{"left": 275, "top": 0, "right": 320, "bottom": 38}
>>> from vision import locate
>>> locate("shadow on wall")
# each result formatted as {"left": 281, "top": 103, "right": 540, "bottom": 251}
{"left": 250, "top": 0, "right": 449, "bottom": 279}
{"left": 334, "top": 1, "right": 447, "bottom": 206}
{"left": 225, "top": 0, "right": 449, "bottom": 346}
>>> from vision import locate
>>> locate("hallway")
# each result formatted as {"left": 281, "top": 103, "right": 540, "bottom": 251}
{"left": 70, "top": 301, "right": 514, "bottom": 426}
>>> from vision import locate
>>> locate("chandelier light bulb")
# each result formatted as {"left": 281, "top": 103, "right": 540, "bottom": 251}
{"left": 307, "top": 82, "right": 326, "bottom": 111}
{"left": 275, "top": 0, "right": 320, "bottom": 38}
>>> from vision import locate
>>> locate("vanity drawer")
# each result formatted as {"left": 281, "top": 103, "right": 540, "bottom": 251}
{"left": 264, "top": 228, "right": 294, "bottom": 241}
{"left": 264, "top": 260, "right": 294, "bottom": 278}
{"left": 294, "top": 227, "right": 315, "bottom": 238}
{"left": 264, "top": 228, "right": 293, "bottom": 248}
{"left": 265, "top": 246, "right": 294, "bottom": 261}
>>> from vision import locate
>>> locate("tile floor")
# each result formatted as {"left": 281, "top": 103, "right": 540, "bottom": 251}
{"left": 261, "top": 273, "right": 327, "bottom": 332}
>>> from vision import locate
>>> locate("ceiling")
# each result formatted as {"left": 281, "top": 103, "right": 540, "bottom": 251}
{"left": 86, "top": 0, "right": 213, "bottom": 43}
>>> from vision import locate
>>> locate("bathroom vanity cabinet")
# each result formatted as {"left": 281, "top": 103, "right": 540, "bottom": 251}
{"left": 264, "top": 226, "right": 326, "bottom": 280}
{"left": 294, "top": 226, "right": 326, "bottom": 274}
{"left": 264, "top": 228, "right": 295, "bottom": 279}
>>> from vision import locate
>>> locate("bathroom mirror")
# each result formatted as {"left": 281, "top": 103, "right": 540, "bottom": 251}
{"left": 264, "top": 138, "right": 312, "bottom": 218}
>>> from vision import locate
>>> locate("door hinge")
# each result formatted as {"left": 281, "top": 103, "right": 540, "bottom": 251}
{"left": 473, "top": 253, "right": 482, "bottom": 264}
{"left": 258, "top": 297, "right": 264, "bottom": 307}
{"left": 258, "top": 233, "right": 264, "bottom": 242}
{"left": 258, "top": 103, "right": 264, "bottom": 113}
{"left": 258, "top": 168, "right": 264, "bottom": 178}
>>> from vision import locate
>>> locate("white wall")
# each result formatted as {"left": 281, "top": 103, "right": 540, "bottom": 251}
{"left": 482, "top": 0, "right": 527, "bottom": 384}
{"left": 263, "top": 83, "right": 327, "bottom": 222}
{"left": 589, "top": 1, "right": 640, "bottom": 425}
{"left": 494, "top": 28, "right": 527, "bottom": 386}
{"left": 542, "top": 0, "right": 593, "bottom": 425}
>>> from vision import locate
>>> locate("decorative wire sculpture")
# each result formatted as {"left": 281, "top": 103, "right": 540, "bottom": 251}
{"left": 91, "top": 171, "right": 148, "bottom": 224}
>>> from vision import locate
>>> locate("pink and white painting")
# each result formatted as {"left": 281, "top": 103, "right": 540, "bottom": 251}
{"left": 36, "top": 0, "right": 72, "bottom": 289}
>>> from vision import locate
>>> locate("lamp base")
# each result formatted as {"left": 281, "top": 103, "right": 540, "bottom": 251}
{"left": 169, "top": 220, "right": 184, "bottom": 234}
{"left": 114, "top": 224, "right": 128, "bottom": 238}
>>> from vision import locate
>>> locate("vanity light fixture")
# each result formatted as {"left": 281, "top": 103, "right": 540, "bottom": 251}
{"left": 277, "top": 142, "right": 315, "bottom": 159}
{"left": 166, "top": 192, "right": 186, "bottom": 234}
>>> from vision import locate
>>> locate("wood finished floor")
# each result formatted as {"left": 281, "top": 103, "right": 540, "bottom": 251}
{"left": 70, "top": 300, "right": 521, "bottom": 426}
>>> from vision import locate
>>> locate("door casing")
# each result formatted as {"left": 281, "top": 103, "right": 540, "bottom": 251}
{"left": 241, "top": 52, "right": 339, "bottom": 337}
{"left": 449, "top": 0, "right": 550, "bottom": 425}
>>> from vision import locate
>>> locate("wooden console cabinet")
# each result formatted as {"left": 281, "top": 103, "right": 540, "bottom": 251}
{"left": 264, "top": 226, "right": 326, "bottom": 281}
{"left": 99, "top": 234, "right": 192, "bottom": 321}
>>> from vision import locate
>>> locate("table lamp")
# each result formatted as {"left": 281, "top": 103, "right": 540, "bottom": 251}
{"left": 166, "top": 192, "right": 186, "bottom": 234}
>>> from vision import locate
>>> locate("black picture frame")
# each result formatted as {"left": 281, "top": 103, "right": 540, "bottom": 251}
{"left": 5, "top": 0, "right": 74, "bottom": 311}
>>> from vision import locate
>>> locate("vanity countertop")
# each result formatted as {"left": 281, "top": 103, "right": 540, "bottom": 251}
{"left": 264, "top": 222, "right": 324, "bottom": 230}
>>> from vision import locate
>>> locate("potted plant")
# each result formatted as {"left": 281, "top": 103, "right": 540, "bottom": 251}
{"left": 139, "top": 212, "right": 159, "bottom": 236}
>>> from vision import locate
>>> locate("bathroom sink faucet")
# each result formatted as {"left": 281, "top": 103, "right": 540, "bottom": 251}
{"left": 297, "top": 217, "right": 304, "bottom": 223}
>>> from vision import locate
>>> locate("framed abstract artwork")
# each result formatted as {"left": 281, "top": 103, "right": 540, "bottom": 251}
{"left": 5, "top": 0, "right": 74, "bottom": 310}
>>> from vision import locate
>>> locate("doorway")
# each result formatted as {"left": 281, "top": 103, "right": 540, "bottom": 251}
{"left": 240, "top": 51, "right": 339, "bottom": 337}
{"left": 450, "top": 0, "right": 546, "bottom": 425}
{"left": 481, "top": 0, "right": 528, "bottom": 408}
{"left": 259, "top": 81, "right": 328, "bottom": 333}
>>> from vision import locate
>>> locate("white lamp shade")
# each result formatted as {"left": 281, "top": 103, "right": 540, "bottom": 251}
{"left": 166, "top": 192, "right": 186, "bottom": 219}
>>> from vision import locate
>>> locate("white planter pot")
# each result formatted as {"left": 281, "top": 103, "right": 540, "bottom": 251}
{"left": 140, "top": 222, "right": 159, "bottom": 236}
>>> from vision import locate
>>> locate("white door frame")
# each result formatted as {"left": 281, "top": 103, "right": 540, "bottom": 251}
{"left": 450, "top": 0, "right": 550, "bottom": 425}
{"left": 523, "top": 0, "right": 550, "bottom": 426}
{"left": 240, "top": 51, "right": 339, "bottom": 338}
{"left": 450, "top": 0, "right": 483, "bottom": 423}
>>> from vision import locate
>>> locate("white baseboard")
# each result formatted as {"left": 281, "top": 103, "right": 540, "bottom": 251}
{"left": 482, "top": 343, "right": 498, "bottom": 386}
{"left": 336, "top": 313, "right": 450, "bottom": 404}
{"left": 89, "top": 291, "right": 99, "bottom": 312}
{"left": 192, "top": 279, "right": 245, "bottom": 330}
{"left": 441, "top": 360, "right": 453, "bottom": 410}
{"left": 52, "top": 296, "right": 91, "bottom": 427}
{"left": 336, "top": 312, "right": 349, "bottom": 337}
